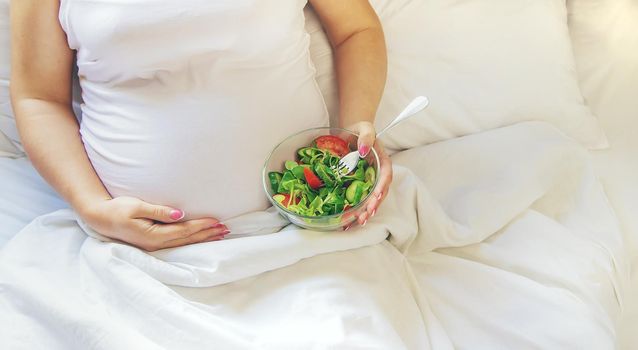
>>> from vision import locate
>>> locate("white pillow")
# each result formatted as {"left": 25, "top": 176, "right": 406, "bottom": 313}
{"left": 0, "top": 130, "right": 19, "bottom": 158}
{"left": 0, "top": 0, "right": 20, "bottom": 156}
{"left": 567, "top": 0, "right": 638, "bottom": 126}
{"left": 304, "top": 6, "right": 339, "bottom": 128}
{"left": 305, "top": 0, "right": 607, "bottom": 152}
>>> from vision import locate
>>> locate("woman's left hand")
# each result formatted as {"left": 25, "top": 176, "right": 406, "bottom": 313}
{"left": 347, "top": 121, "right": 393, "bottom": 229}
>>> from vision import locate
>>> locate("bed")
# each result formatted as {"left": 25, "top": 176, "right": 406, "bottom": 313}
{"left": 568, "top": 1, "right": 638, "bottom": 347}
{"left": 1, "top": 0, "right": 636, "bottom": 349}
{"left": 590, "top": 104, "right": 638, "bottom": 350}
{"left": 0, "top": 121, "right": 628, "bottom": 349}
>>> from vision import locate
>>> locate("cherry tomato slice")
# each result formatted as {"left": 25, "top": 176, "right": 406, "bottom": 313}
{"left": 314, "top": 135, "right": 349, "bottom": 157}
{"left": 303, "top": 167, "right": 324, "bottom": 190}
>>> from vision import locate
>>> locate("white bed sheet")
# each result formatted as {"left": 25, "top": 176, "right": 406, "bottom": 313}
{"left": 0, "top": 122, "right": 628, "bottom": 349}
{"left": 569, "top": 1, "right": 638, "bottom": 345}
{"left": 589, "top": 104, "right": 638, "bottom": 350}
{"left": 0, "top": 157, "right": 67, "bottom": 245}
{"left": 584, "top": 64, "right": 638, "bottom": 350}
{"left": 1, "top": 133, "right": 632, "bottom": 349}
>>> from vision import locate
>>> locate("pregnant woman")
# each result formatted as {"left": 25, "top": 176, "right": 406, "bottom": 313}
{"left": 11, "top": 0, "right": 391, "bottom": 251}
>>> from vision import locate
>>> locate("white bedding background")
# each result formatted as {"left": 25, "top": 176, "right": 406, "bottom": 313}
{"left": 0, "top": 122, "right": 628, "bottom": 349}
{"left": 0, "top": 158, "right": 68, "bottom": 244}
{"left": 0, "top": 0, "right": 636, "bottom": 348}
{"left": 567, "top": 0, "right": 638, "bottom": 347}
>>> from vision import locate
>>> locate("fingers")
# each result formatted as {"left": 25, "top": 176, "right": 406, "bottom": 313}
{"left": 372, "top": 156, "right": 392, "bottom": 204}
{"left": 149, "top": 218, "right": 225, "bottom": 241}
{"left": 159, "top": 227, "right": 230, "bottom": 250}
{"left": 355, "top": 121, "right": 376, "bottom": 157}
{"left": 134, "top": 202, "right": 187, "bottom": 223}
{"left": 357, "top": 211, "right": 369, "bottom": 226}
{"left": 361, "top": 143, "right": 393, "bottom": 225}
{"left": 94, "top": 197, "right": 229, "bottom": 251}
{"left": 132, "top": 219, "right": 230, "bottom": 251}
{"left": 131, "top": 217, "right": 229, "bottom": 251}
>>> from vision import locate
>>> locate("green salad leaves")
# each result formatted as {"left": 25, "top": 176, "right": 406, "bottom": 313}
{"left": 269, "top": 140, "right": 376, "bottom": 217}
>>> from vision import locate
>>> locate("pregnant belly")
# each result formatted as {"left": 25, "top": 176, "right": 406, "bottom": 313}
{"left": 80, "top": 96, "right": 327, "bottom": 221}
{"left": 83, "top": 127, "right": 267, "bottom": 221}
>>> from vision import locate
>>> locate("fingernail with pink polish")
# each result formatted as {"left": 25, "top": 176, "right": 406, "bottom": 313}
{"left": 170, "top": 209, "right": 184, "bottom": 220}
{"left": 375, "top": 192, "right": 382, "bottom": 199}
{"left": 211, "top": 222, "right": 225, "bottom": 228}
{"left": 358, "top": 145, "right": 370, "bottom": 157}
{"left": 372, "top": 209, "right": 376, "bottom": 217}
{"left": 363, "top": 219, "right": 368, "bottom": 226}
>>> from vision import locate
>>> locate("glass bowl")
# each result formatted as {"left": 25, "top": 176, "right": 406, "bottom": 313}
{"left": 262, "top": 127, "right": 380, "bottom": 231}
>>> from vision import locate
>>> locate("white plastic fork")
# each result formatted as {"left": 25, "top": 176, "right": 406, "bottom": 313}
{"left": 334, "top": 96, "right": 430, "bottom": 176}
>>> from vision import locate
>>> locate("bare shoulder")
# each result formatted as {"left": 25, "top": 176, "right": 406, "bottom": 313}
{"left": 10, "top": 0, "right": 73, "bottom": 103}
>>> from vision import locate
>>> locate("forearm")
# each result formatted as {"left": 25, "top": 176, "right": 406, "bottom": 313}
{"left": 14, "top": 99, "right": 111, "bottom": 215}
{"left": 335, "top": 27, "right": 387, "bottom": 128}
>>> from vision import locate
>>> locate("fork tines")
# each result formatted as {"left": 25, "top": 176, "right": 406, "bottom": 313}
{"left": 331, "top": 163, "right": 349, "bottom": 178}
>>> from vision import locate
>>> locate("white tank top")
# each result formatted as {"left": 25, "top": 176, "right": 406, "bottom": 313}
{"left": 59, "top": 0, "right": 328, "bottom": 220}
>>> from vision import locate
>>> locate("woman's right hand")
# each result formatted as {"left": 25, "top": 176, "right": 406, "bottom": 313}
{"left": 79, "top": 197, "right": 229, "bottom": 251}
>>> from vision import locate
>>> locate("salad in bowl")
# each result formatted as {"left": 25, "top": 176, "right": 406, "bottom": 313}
{"left": 263, "top": 127, "right": 380, "bottom": 231}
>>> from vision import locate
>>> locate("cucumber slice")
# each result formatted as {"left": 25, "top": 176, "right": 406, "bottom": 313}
{"left": 364, "top": 167, "right": 376, "bottom": 184}
{"left": 353, "top": 183, "right": 364, "bottom": 204}
{"left": 346, "top": 180, "right": 365, "bottom": 203}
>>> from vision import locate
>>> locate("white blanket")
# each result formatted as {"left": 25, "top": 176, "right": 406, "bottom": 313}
{"left": 0, "top": 122, "right": 629, "bottom": 349}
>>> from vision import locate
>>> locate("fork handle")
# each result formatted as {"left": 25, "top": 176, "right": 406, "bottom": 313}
{"left": 376, "top": 96, "right": 429, "bottom": 139}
